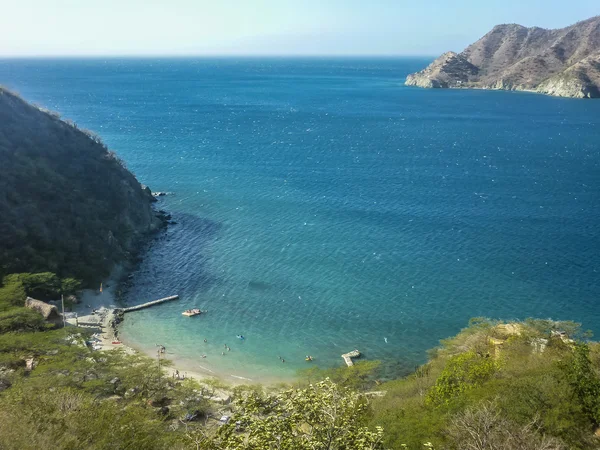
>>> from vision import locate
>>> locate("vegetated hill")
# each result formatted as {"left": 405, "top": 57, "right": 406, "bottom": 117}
{"left": 406, "top": 16, "right": 600, "bottom": 98}
{"left": 0, "top": 87, "right": 163, "bottom": 283}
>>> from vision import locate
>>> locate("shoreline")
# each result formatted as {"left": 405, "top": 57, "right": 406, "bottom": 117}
{"left": 118, "top": 325, "right": 297, "bottom": 386}
{"left": 72, "top": 273, "right": 295, "bottom": 387}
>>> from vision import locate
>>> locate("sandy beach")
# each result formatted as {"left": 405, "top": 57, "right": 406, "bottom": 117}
{"left": 70, "top": 276, "right": 279, "bottom": 388}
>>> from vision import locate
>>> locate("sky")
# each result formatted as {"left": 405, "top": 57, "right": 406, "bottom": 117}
{"left": 0, "top": 0, "right": 598, "bottom": 57}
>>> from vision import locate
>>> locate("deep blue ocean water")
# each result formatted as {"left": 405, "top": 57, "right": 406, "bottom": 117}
{"left": 1, "top": 58, "right": 599, "bottom": 382}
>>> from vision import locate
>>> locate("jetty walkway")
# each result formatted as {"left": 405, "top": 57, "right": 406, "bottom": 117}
{"left": 122, "top": 295, "right": 179, "bottom": 313}
{"left": 341, "top": 349, "right": 361, "bottom": 367}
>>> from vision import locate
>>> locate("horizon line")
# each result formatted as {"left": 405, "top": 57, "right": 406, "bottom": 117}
{"left": 0, "top": 53, "right": 438, "bottom": 60}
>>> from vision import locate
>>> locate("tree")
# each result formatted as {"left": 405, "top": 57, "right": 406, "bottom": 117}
{"left": 426, "top": 352, "right": 497, "bottom": 405}
{"left": 563, "top": 343, "right": 600, "bottom": 426}
{"left": 209, "top": 378, "right": 385, "bottom": 449}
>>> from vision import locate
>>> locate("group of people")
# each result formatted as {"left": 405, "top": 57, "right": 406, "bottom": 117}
{"left": 165, "top": 338, "right": 314, "bottom": 365}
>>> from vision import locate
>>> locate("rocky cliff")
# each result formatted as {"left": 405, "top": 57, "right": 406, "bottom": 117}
{"left": 0, "top": 87, "right": 164, "bottom": 282}
{"left": 406, "top": 16, "right": 600, "bottom": 98}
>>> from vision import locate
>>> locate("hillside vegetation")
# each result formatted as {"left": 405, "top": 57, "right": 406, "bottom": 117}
{"left": 370, "top": 318, "right": 600, "bottom": 449}
{"left": 1, "top": 313, "right": 599, "bottom": 449}
{"left": 0, "top": 87, "right": 162, "bottom": 283}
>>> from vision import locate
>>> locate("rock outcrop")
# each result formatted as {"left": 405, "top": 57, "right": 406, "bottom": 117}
{"left": 406, "top": 16, "right": 600, "bottom": 98}
{"left": 405, "top": 52, "right": 479, "bottom": 88}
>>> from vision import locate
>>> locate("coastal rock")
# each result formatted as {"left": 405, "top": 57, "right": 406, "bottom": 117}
{"left": 536, "top": 53, "right": 600, "bottom": 98}
{"left": 405, "top": 52, "right": 479, "bottom": 88}
{"left": 405, "top": 16, "right": 600, "bottom": 98}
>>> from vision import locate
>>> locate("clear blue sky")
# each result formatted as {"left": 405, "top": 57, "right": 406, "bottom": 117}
{"left": 1, "top": 0, "right": 598, "bottom": 57}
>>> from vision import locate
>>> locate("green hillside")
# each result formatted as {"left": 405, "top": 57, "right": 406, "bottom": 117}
{"left": 0, "top": 87, "right": 162, "bottom": 283}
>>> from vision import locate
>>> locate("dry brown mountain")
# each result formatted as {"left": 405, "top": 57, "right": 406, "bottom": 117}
{"left": 406, "top": 16, "right": 600, "bottom": 98}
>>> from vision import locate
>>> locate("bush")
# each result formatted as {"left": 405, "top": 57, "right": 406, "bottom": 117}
{"left": 426, "top": 351, "right": 497, "bottom": 405}
{"left": 0, "top": 308, "right": 48, "bottom": 333}
{"left": 0, "top": 275, "right": 26, "bottom": 310}
{"left": 564, "top": 343, "right": 600, "bottom": 426}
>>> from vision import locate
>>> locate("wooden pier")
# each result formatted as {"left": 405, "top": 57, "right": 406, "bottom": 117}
{"left": 122, "top": 295, "right": 179, "bottom": 313}
{"left": 341, "top": 349, "right": 361, "bottom": 367}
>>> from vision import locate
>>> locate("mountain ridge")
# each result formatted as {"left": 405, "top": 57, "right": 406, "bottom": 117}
{"left": 0, "top": 87, "right": 164, "bottom": 282}
{"left": 406, "top": 16, "right": 600, "bottom": 98}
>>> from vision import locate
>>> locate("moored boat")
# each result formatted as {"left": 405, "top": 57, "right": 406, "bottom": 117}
{"left": 182, "top": 308, "right": 202, "bottom": 317}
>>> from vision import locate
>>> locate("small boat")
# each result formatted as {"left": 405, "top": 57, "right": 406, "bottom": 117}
{"left": 182, "top": 308, "right": 202, "bottom": 317}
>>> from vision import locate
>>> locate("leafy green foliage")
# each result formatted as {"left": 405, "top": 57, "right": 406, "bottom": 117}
{"left": 0, "top": 272, "right": 84, "bottom": 335}
{"left": 0, "top": 328, "right": 210, "bottom": 449}
{"left": 60, "top": 277, "right": 82, "bottom": 295}
{"left": 2, "top": 314, "right": 599, "bottom": 450}
{"left": 426, "top": 351, "right": 497, "bottom": 405}
{"left": 0, "top": 387, "right": 169, "bottom": 450}
{"left": 0, "top": 274, "right": 26, "bottom": 310}
{"left": 563, "top": 342, "right": 600, "bottom": 426}
{"left": 0, "top": 308, "right": 48, "bottom": 333}
{"left": 370, "top": 319, "right": 599, "bottom": 449}
{"left": 211, "top": 379, "right": 385, "bottom": 450}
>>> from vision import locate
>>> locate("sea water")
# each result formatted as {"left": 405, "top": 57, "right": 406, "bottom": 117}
{"left": 1, "top": 58, "right": 599, "bottom": 382}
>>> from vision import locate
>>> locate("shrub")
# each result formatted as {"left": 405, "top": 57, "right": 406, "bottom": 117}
{"left": 0, "top": 308, "right": 47, "bottom": 333}
{"left": 0, "top": 275, "right": 26, "bottom": 310}
{"left": 427, "top": 351, "right": 498, "bottom": 405}
{"left": 563, "top": 343, "right": 600, "bottom": 426}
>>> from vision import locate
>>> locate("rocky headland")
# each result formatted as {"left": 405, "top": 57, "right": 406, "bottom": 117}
{"left": 406, "top": 16, "right": 600, "bottom": 98}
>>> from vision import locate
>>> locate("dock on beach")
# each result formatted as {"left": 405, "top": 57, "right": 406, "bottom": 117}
{"left": 122, "top": 295, "right": 179, "bottom": 313}
{"left": 341, "top": 349, "right": 361, "bottom": 367}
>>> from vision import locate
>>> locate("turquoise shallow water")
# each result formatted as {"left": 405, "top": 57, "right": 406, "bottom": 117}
{"left": 1, "top": 58, "right": 599, "bottom": 382}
